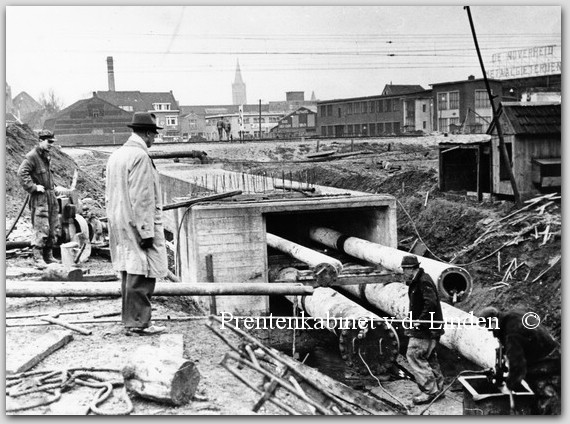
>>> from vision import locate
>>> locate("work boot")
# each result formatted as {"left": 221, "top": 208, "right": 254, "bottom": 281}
{"left": 412, "top": 391, "right": 441, "bottom": 405}
{"left": 33, "top": 248, "right": 48, "bottom": 270}
{"left": 43, "top": 247, "right": 61, "bottom": 264}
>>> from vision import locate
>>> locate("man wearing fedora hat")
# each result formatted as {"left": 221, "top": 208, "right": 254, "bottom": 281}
{"left": 105, "top": 112, "right": 168, "bottom": 335}
{"left": 401, "top": 255, "right": 445, "bottom": 405}
{"left": 18, "top": 130, "right": 64, "bottom": 269}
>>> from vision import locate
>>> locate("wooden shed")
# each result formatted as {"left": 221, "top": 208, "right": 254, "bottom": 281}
{"left": 488, "top": 103, "right": 561, "bottom": 197}
{"left": 438, "top": 134, "right": 492, "bottom": 201}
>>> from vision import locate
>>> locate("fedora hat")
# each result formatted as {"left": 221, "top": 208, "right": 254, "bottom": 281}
{"left": 401, "top": 255, "right": 420, "bottom": 268}
{"left": 127, "top": 112, "right": 163, "bottom": 131}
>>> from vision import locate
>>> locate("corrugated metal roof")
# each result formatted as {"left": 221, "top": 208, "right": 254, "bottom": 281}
{"left": 500, "top": 103, "right": 561, "bottom": 135}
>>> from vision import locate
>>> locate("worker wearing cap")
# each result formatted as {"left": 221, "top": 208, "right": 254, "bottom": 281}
{"left": 478, "top": 306, "right": 560, "bottom": 414}
{"left": 17, "top": 130, "right": 62, "bottom": 269}
{"left": 105, "top": 112, "right": 168, "bottom": 336}
{"left": 401, "top": 255, "right": 445, "bottom": 405}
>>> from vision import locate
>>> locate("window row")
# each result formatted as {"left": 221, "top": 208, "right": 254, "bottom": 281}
{"left": 319, "top": 99, "right": 401, "bottom": 117}
{"left": 320, "top": 122, "right": 402, "bottom": 137}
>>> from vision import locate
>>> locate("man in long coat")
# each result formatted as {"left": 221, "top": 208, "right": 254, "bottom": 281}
{"left": 105, "top": 112, "right": 168, "bottom": 335}
{"left": 17, "top": 130, "right": 63, "bottom": 269}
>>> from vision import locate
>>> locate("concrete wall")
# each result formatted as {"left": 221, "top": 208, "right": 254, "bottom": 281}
{"left": 158, "top": 165, "right": 397, "bottom": 315}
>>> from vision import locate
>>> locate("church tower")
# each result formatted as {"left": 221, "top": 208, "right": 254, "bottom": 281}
{"left": 232, "top": 59, "right": 247, "bottom": 105}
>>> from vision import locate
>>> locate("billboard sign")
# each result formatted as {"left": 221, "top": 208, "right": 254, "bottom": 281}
{"left": 488, "top": 44, "right": 561, "bottom": 79}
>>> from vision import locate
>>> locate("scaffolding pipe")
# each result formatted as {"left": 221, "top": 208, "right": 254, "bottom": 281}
{"left": 5, "top": 281, "right": 314, "bottom": 298}
{"left": 266, "top": 233, "right": 343, "bottom": 286}
{"left": 309, "top": 227, "right": 472, "bottom": 303}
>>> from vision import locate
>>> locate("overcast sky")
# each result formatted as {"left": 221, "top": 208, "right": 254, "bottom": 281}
{"left": 5, "top": 4, "right": 561, "bottom": 108}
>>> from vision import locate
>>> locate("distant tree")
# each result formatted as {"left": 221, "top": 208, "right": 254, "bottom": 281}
{"left": 39, "top": 89, "right": 63, "bottom": 115}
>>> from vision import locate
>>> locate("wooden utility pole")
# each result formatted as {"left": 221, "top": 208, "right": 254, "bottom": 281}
{"left": 465, "top": 6, "right": 522, "bottom": 208}
{"left": 259, "top": 99, "right": 262, "bottom": 140}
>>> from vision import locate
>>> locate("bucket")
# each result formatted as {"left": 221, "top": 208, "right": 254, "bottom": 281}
{"left": 458, "top": 375, "right": 535, "bottom": 415}
{"left": 60, "top": 241, "right": 80, "bottom": 268}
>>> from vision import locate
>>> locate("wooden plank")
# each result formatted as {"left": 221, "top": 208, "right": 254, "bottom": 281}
{"left": 306, "top": 150, "right": 336, "bottom": 159}
{"left": 476, "top": 145, "right": 482, "bottom": 202}
{"left": 205, "top": 254, "right": 217, "bottom": 315}
{"left": 40, "top": 316, "right": 92, "bottom": 335}
{"left": 160, "top": 334, "right": 185, "bottom": 358}
{"left": 6, "top": 331, "right": 73, "bottom": 374}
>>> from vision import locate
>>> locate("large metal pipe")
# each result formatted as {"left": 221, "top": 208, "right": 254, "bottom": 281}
{"left": 336, "top": 281, "right": 497, "bottom": 369}
{"left": 149, "top": 150, "right": 208, "bottom": 163}
{"left": 5, "top": 281, "right": 314, "bottom": 298}
{"left": 309, "top": 227, "right": 472, "bottom": 303}
{"left": 274, "top": 268, "right": 400, "bottom": 375}
{"left": 266, "top": 233, "right": 343, "bottom": 286}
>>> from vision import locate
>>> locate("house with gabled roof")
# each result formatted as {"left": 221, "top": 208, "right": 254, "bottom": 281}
{"left": 12, "top": 91, "right": 42, "bottom": 118}
{"left": 43, "top": 93, "right": 133, "bottom": 146}
{"left": 96, "top": 90, "right": 181, "bottom": 141}
{"left": 381, "top": 84, "right": 426, "bottom": 96}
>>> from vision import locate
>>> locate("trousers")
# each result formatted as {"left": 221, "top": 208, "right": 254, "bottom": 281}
{"left": 406, "top": 337, "right": 444, "bottom": 394}
{"left": 30, "top": 190, "right": 60, "bottom": 248}
{"left": 121, "top": 272, "right": 156, "bottom": 329}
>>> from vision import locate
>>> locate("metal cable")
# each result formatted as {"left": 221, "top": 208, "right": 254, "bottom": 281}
{"left": 6, "top": 194, "right": 30, "bottom": 240}
{"left": 357, "top": 349, "right": 410, "bottom": 415}
{"left": 6, "top": 369, "right": 133, "bottom": 415}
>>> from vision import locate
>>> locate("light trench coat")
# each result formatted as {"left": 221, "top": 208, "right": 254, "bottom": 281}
{"left": 105, "top": 134, "right": 168, "bottom": 278}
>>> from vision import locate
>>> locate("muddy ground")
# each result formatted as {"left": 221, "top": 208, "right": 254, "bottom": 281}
{"left": 5, "top": 124, "right": 561, "bottom": 415}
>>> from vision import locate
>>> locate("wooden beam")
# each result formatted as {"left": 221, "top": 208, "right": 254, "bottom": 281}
{"left": 205, "top": 254, "right": 217, "bottom": 315}
{"left": 40, "top": 316, "right": 92, "bottom": 336}
{"left": 6, "top": 331, "right": 73, "bottom": 375}
{"left": 477, "top": 144, "right": 482, "bottom": 202}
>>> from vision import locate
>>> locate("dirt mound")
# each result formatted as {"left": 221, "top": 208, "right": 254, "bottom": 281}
{"left": 5, "top": 123, "right": 106, "bottom": 220}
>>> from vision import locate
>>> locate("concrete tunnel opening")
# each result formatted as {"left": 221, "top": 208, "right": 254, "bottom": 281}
{"left": 265, "top": 208, "right": 379, "bottom": 325}
{"left": 264, "top": 207, "right": 402, "bottom": 378}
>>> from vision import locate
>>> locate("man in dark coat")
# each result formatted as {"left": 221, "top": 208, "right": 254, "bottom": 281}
{"left": 17, "top": 130, "right": 62, "bottom": 269}
{"left": 479, "top": 307, "right": 561, "bottom": 415}
{"left": 401, "top": 255, "right": 445, "bottom": 405}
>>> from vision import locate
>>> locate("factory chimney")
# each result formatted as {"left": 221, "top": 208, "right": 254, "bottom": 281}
{"left": 107, "top": 56, "right": 116, "bottom": 91}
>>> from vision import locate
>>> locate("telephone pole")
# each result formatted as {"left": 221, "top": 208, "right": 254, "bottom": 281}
{"left": 465, "top": 6, "right": 522, "bottom": 208}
